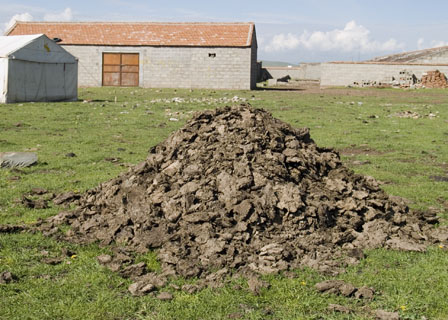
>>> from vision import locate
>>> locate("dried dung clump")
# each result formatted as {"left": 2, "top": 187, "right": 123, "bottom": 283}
{"left": 421, "top": 70, "right": 448, "bottom": 88}
{"left": 41, "top": 105, "right": 447, "bottom": 278}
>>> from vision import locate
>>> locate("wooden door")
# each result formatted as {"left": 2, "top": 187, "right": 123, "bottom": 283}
{"left": 102, "top": 53, "right": 139, "bottom": 87}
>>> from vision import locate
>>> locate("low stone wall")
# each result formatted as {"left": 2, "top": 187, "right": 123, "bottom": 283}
{"left": 321, "top": 62, "right": 448, "bottom": 87}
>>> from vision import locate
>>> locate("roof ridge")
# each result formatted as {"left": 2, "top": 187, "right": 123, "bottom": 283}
{"left": 3, "top": 20, "right": 18, "bottom": 36}
{"left": 7, "top": 21, "right": 255, "bottom": 47}
{"left": 12, "top": 21, "right": 254, "bottom": 25}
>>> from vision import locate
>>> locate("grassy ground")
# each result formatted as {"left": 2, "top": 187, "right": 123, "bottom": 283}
{"left": 1, "top": 86, "right": 447, "bottom": 319}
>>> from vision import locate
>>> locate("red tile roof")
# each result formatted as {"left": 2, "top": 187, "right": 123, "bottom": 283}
{"left": 6, "top": 22, "right": 255, "bottom": 47}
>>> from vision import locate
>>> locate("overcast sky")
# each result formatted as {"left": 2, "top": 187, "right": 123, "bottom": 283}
{"left": 2, "top": 0, "right": 448, "bottom": 64}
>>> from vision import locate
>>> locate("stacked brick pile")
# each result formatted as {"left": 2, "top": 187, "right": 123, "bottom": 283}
{"left": 421, "top": 70, "right": 448, "bottom": 88}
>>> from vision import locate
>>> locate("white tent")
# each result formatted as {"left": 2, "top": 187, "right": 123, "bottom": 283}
{"left": 0, "top": 34, "right": 78, "bottom": 103}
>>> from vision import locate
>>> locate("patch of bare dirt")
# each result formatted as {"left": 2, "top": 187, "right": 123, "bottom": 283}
{"left": 36, "top": 105, "right": 448, "bottom": 282}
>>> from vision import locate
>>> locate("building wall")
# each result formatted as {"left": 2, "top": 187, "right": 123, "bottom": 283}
{"left": 263, "top": 63, "right": 321, "bottom": 81}
{"left": 63, "top": 45, "right": 255, "bottom": 90}
{"left": 320, "top": 62, "right": 448, "bottom": 87}
{"left": 299, "top": 63, "right": 321, "bottom": 80}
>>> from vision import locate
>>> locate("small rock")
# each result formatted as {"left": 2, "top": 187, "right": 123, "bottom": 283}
{"left": 375, "top": 309, "right": 400, "bottom": 320}
{"left": 169, "top": 283, "right": 180, "bottom": 290}
{"left": 52, "top": 192, "right": 80, "bottom": 206}
{"left": 386, "top": 238, "right": 427, "bottom": 252}
{"left": 0, "top": 271, "right": 15, "bottom": 284}
{"left": 128, "top": 282, "right": 156, "bottom": 296}
{"left": 181, "top": 284, "right": 199, "bottom": 294}
{"left": 31, "top": 188, "right": 48, "bottom": 195}
{"left": 106, "top": 263, "right": 122, "bottom": 272}
{"left": 340, "top": 283, "right": 356, "bottom": 297}
{"left": 247, "top": 276, "right": 270, "bottom": 295}
{"left": 315, "top": 280, "right": 345, "bottom": 293}
{"left": 97, "top": 254, "right": 112, "bottom": 264}
{"left": 347, "top": 248, "right": 366, "bottom": 260}
{"left": 112, "top": 252, "right": 132, "bottom": 264}
{"left": 128, "top": 282, "right": 141, "bottom": 296}
{"left": 354, "top": 286, "right": 375, "bottom": 300}
{"left": 156, "top": 292, "right": 173, "bottom": 301}
{"left": 141, "top": 283, "right": 156, "bottom": 294}
{"left": 120, "top": 262, "right": 146, "bottom": 279}
{"left": 328, "top": 304, "right": 351, "bottom": 314}
{"left": 34, "top": 199, "right": 49, "bottom": 209}
{"left": 21, "top": 196, "right": 48, "bottom": 209}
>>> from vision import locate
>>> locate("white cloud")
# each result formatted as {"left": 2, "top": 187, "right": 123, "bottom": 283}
{"left": 265, "top": 33, "right": 300, "bottom": 52}
{"left": 415, "top": 38, "right": 448, "bottom": 51}
{"left": 4, "top": 12, "right": 33, "bottom": 33}
{"left": 264, "top": 21, "right": 404, "bottom": 54}
{"left": 430, "top": 40, "right": 448, "bottom": 48}
{"left": 44, "top": 8, "right": 73, "bottom": 22}
{"left": 417, "top": 38, "right": 425, "bottom": 50}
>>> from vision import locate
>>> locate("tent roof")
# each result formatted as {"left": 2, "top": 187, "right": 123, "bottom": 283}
{"left": 0, "top": 34, "right": 76, "bottom": 63}
{"left": 0, "top": 34, "right": 43, "bottom": 58}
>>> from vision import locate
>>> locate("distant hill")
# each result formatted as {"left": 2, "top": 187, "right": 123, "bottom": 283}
{"left": 260, "top": 60, "right": 298, "bottom": 67}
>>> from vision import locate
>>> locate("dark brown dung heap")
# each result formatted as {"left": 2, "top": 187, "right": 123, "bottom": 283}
{"left": 45, "top": 105, "right": 446, "bottom": 277}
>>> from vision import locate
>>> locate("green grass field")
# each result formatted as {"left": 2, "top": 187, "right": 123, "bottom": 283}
{"left": 1, "top": 86, "right": 447, "bottom": 319}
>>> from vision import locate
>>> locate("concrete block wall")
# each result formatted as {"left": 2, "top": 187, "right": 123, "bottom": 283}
{"left": 299, "top": 63, "right": 321, "bottom": 80}
{"left": 264, "top": 67, "right": 302, "bottom": 80}
{"left": 65, "top": 46, "right": 103, "bottom": 87}
{"left": 64, "top": 45, "right": 254, "bottom": 90}
{"left": 263, "top": 63, "right": 321, "bottom": 81}
{"left": 320, "top": 62, "right": 448, "bottom": 87}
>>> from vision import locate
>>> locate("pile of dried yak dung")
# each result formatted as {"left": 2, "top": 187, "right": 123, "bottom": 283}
{"left": 42, "top": 104, "right": 447, "bottom": 277}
